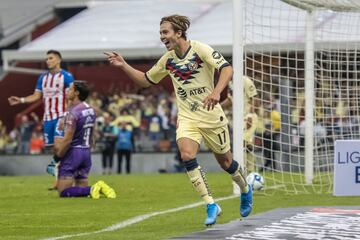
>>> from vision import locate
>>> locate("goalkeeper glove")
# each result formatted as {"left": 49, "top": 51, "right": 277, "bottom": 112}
{"left": 46, "top": 160, "right": 59, "bottom": 177}
{"left": 53, "top": 154, "right": 61, "bottom": 163}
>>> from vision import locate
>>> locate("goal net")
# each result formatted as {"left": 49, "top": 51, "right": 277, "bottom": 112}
{"left": 238, "top": 0, "right": 360, "bottom": 193}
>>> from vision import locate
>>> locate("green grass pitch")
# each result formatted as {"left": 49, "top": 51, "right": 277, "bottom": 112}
{"left": 0, "top": 173, "right": 359, "bottom": 240}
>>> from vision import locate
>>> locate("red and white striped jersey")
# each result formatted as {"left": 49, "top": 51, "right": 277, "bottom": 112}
{"left": 35, "top": 69, "right": 74, "bottom": 121}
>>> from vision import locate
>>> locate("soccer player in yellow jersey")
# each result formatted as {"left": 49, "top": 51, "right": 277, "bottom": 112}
{"left": 105, "top": 14, "right": 252, "bottom": 226}
{"left": 222, "top": 76, "right": 258, "bottom": 172}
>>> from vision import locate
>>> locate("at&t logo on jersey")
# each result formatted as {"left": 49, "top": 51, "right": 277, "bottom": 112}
{"left": 178, "top": 86, "right": 206, "bottom": 101}
{"left": 189, "top": 87, "right": 206, "bottom": 96}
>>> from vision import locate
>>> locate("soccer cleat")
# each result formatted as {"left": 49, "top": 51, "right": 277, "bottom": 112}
{"left": 204, "top": 203, "right": 222, "bottom": 226}
{"left": 90, "top": 182, "right": 101, "bottom": 199}
{"left": 240, "top": 184, "right": 253, "bottom": 217}
{"left": 98, "top": 180, "right": 116, "bottom": 199}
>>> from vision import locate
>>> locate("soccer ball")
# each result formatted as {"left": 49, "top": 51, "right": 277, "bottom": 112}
{"left": 246, "top": 172, "right": 265, "bottom": 191}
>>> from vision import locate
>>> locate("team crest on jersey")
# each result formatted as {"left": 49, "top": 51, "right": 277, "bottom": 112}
{"left": 166, "top": 53, "right": 204, "bottom": 85}
{"left": 187, "top": 61, "right": 198, "bottom": 71}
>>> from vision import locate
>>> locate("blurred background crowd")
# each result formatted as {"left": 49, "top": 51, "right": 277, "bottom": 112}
{"left": 1, "top": 79, "right": 358, "bottom": 156}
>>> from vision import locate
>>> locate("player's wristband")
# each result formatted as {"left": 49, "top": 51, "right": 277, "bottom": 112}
{"left": 20, "top": 97, "right": 25, "bottom": 103}
{"left": 53, "top": 155, "right": 61, "bottom": 163}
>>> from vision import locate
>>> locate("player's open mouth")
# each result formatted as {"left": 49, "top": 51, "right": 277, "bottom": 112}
{"left": 163, "top": 40, "right": 170, "bottom": 48}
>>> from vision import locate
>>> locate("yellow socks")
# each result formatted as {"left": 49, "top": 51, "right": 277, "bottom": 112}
{"left": 185, "top": 159, "right": 214, "bottom": 204}
{"left": 226, "top": 160, "right": 249, "bottom": 193}
{"left": 187, "top": 166, "right": 214, "bottom": 204}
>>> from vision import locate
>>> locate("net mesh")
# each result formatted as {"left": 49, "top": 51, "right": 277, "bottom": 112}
{"left": 241, "top": 0, "right": 360, "bottom": 194}
{"left": 284, "top": 0, "right": 360, "bottom": 11}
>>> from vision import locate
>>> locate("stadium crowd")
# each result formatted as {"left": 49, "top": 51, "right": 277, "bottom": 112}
{"left": 1, "top": 75, "right": 359, "bottom": 174}
{"left": 0, "top": 86, "right": 180, "bottom": 155}
{"left": 0, "top": 84, "right": 263, "bottom": 156}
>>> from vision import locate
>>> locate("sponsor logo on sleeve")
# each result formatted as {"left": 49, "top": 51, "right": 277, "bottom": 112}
{"left": 212, "top": 51, "right": 222, "bottom": 59}
{"left": 216, "top": 59, "right": 226, "bottom": 65}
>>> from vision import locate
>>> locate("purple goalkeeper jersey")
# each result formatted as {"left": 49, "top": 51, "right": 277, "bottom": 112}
{"left": 64, "top": 102, "right": 96, "bottom": 148}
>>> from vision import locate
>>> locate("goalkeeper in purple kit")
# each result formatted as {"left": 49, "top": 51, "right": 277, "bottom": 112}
{"left": 54, "top": 81, "right": 116, "bottom": 199}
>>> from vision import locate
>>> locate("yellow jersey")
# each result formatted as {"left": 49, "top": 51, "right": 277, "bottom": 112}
{"left": 228, "top": 76, "right": 257, "bottom": 114}
{"left": 271, "top": 110, "right": 281, "bottom": 130}
{"left": 112, "top": 115, "right": 139, "bottom": 131}
{"left": 243, "top": 76, "right": 257, "bottom": 114}
{"left": 146, "top": 40, "right": 230, "bottom": 128}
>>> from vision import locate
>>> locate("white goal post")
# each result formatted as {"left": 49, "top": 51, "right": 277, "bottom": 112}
{"left": 233, "top": 0, "right": 360, "bottom": 194}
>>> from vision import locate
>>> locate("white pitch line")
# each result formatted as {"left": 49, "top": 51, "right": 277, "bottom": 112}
{"left": 41, "top": 194, "right": 238, "bottom": 240}
{"left": 265, "top": 184, "right": 286, "bottom": 190}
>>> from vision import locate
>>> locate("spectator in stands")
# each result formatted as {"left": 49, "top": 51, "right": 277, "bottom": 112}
{"left": 291, "top": 91, "right": 305, "bottom": 124}
{"left": 18, "top": 112, "right": 39, "bottom": 154}
{"left": 0, "top": 130, "right": 7, "bottom": 154}
{"left": 88, "top": 91, "right": 103, "bottom": 115}
{"left": 112, "top": 108, "right": 139, "bottom": 132}
{"left": 0, "top": 118, "right": 10, "bottom": 154}
{"left": 261, "top": 123, "right": 275, "bottom": 171}
{"left": 129, "top": 101, "right": 142, "bottom": 139}
{"left": 6, "top": 128, "right": 19, "bottom": 153}
{"left": 260, "top": 105, "right": 281, "bottom": 171}
{"left": 100, "top": 112, "right": 117, "bottom": 175}
{"left": 313, "top": 118, "right": 327, "bottom": 145}
{"left": 29, "top": 131, "right": 45, "bottom": 154}
{"left": 157, "top": 99, "right": 171, "bottom": 140}
{"left": 142, "top": 98, "right": 156, "bottom": 121}
{"left": 0, "top": 120, "right": 6, "bottom": 135}
{"left": 335, "top": 116, "right": 352, "bottom": 137}
{"left": 116, "top": 121, "right": 133, "bottom": 174}
{"left": 148, "top": 113, "right": 162, "bottom": 150}
{"left": 107, "top": 94, "right": 121, "bottom": 117}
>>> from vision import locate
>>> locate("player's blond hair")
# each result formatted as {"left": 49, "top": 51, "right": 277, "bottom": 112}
{"left": 160, "top": 15, "right": 190, "bottom": 40}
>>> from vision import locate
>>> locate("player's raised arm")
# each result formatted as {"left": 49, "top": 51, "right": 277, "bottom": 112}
{"left": 104, "top": 51, "right": 151, "bottom": 88}
{"left": 8, "top": 91, "right": 42, "bottom": 106}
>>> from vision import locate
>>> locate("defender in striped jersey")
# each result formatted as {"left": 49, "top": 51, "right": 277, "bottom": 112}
{"left": 8, "top": 50, "right": 74, "bottom": 147}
